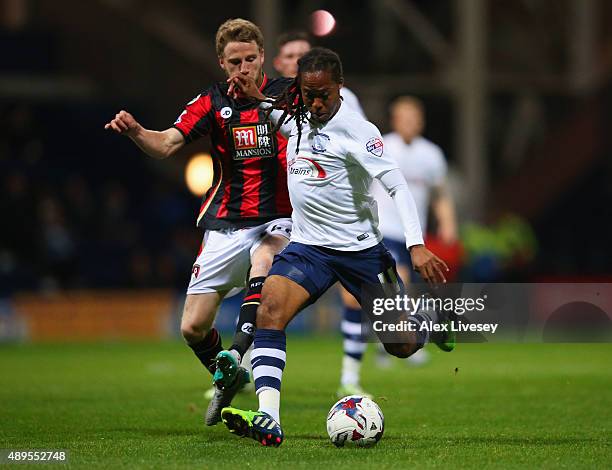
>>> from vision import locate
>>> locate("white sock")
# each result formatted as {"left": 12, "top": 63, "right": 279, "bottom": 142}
{"left": 341, "top": 355, "right": 361, "bottom": 387}
{"left": 258, "top": 387, "right": 281, "bottom": 423}
{"left": 241, "top": 347, "right": 252, "bottom": 374}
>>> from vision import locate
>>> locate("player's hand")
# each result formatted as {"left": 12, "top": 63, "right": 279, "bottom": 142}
{"left": 227, "top": 73, "right": 266, "bottom": 101}
{"left": 409, "top": 245, "right": 449, "bottom": 285}
{"left": 104, "top": 110, "right": 140, "bottom": 137}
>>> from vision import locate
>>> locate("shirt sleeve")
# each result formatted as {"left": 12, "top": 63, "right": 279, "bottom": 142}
{"left": 346, "top": 119, "right": 399, "bottom": 180}
{"left": 347, "top": 120, "right": 424, "bottom": 248}
{"left": 377, "top": 169, "right": 425, "bottom": 248}
{"left": 172, "top": 91, "right": 214, "bottom": 143}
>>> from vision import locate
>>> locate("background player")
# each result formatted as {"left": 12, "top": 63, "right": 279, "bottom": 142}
{"left": 337, "top": 96, "right": 459, "bottom": 396}
{"left": 104, "top": 18, "right": 292, "bottom": 426}
{"left": 273, "top": 31, "right": 366, "bottom": 118}
{"left": 221, "top": 47, "right": 453, "bottom": 447}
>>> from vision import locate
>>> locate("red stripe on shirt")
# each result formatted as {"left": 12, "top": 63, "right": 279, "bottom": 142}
{"left": 210, "top": 110, "right": 232, "bottom": 219}
{"left": 274, "top": 133, "right": 291, "bottom": 214}
{"left": 216, "top": 167, "right": 232, "bottom": 218}
{"left": 197, "top": 157, "right": 223, "bottom": 225}
{"left": 259, "top": 73, "right": 268, "bottom": 91}
{"left": 239, "top": 109, "right": 262, "bottom": 217}
{"left": 174, "top": 94, "right": 213, "bottom": 138}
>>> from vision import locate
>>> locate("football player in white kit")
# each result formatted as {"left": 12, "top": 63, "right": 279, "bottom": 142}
{"left": 337, "top": 96, "right": 459, "bottom": 396}
{"left": 220, "top": 47, "right": 454, "bottom": 446}
{"left": 209, "top": 31, "right": 373, "bottom": 415}
{"left": 273, "top": 31, "right": 380, "bottom": 398}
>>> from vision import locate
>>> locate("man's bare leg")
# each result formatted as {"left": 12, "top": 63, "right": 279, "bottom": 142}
{"left": 181, "top": 292, "right": 226, "bottom": 374}
{"left": 207, "top": 236, "right": 289, "bottom": 425}
{"left": 227, "top": 234, "right": 289, "bottom": 362}
{"left": 251, "top": 275, "right": 309, "bottom": 423}
{"left": 220, "top": 275, "right": 309, "bottom": 446}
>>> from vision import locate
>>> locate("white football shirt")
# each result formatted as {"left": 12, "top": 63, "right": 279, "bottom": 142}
{"left": 370, "top": 134, "right": 447, "bottom": 241}
{"left": 266, "top": 102, "right": 423, "bottom": 251}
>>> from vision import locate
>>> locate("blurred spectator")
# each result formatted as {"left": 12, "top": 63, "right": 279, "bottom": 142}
{"left": 0, "top": 98, "right": 202, "bottom": 292}
{"left": 38, "top": 195, "right": 77, "bottom": 288}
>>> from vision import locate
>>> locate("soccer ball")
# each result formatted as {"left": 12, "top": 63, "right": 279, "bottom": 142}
{"left": 326, "top": 395, "right": 384, "bottom": 447}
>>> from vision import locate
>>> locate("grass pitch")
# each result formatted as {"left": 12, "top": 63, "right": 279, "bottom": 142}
{"left": 1, "top": 338, "right": 611, "bottom": 469}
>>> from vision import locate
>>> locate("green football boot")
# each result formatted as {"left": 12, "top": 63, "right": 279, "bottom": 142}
{"left": 430, "top": 310, "right": 457, "bottom": 352}
{"left": 213, "top": 350, "right": 241, "bottom": 388}
{"left": 221, "top": 407, "right": 284, "bottom": 447}
{"left": 205, "top": 365, "right": 250, "bottom": 426}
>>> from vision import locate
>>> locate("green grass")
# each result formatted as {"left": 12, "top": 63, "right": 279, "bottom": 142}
{"left": 1, "top": 338, "right": 611, "bottom": 469}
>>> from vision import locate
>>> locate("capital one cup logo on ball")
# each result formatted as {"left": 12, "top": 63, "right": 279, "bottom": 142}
{"left": 326, "top": 395, "right": 384, "bottom": 447}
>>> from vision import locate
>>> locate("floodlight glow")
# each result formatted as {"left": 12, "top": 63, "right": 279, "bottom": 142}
{"left": 185, "top": 153, "right": 213, "bottom": 196}
{"left": 311, "top": 10, "right": 336, "bottom": 37}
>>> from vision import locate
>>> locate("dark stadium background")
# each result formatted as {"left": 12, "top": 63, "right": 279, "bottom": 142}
{"left": 1, "top": 0, "right": 611, "bottom": 338}
{"left": 1, "top": 2, "right": 612, "bottom": 468}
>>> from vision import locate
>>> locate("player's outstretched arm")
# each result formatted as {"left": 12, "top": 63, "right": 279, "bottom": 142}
{"left": 104, "top": 110, "right": 185, "bottom": 159}
{"left": 377, "top": 169, "right": 448, "bottom": 284}
{"left": 349, "top": 120, "right": 449, "bottom": 284}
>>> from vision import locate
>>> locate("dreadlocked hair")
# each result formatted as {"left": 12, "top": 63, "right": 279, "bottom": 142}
{"left": 264, "top": 47, "right": 343, "bottom": 153}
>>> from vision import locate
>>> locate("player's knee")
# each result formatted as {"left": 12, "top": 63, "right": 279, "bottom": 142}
{"left": 383, "top": 342, "right": 416, "bottom": 359}
{"left": 180, "top": 320, "right": 209, "bottom": 343}
{"left": 180, "top": 309, "right": 214, "bottom": 343}
{"left": 256, "top": 299, "right": 284, "bottom": 330}
{"left": 341, "top": 291, "right": 360, "bottom": 309}
{"left": 180, "top": 295, "right": 217, "bottom": 342}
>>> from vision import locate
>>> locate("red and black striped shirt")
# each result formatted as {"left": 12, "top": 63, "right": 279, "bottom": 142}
{"left": 173, "top": 74, "right": 292, "bottom": 230}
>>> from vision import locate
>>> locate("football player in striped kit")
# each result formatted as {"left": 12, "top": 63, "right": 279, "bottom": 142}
{"left": 220, "top": 47, "right": 454, "bottom": 446}
{"left": 105, "top": 19, "right": 294, "bottom": 427}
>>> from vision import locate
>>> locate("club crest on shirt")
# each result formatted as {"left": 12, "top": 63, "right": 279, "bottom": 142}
{"left": 366, "top": 137, "right": 384, "bottom": 157}
{"left": 312, "top": 133, "right": 330, "bottom": 154}
{"left": 192, "top": 264, "right": 200, "bottom": 278}
{"left": 229, "top": 122, "right": 276, "bottom": 159}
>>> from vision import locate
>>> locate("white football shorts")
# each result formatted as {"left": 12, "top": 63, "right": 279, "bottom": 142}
{"left": 186, "top": 218, "right": 292, "bottom": 298}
